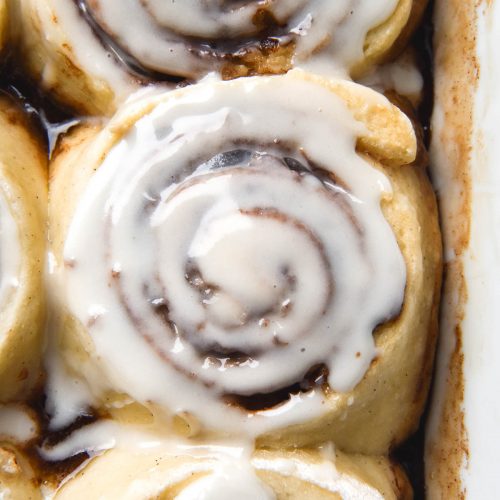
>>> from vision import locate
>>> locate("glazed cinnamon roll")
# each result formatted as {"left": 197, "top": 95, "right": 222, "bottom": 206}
{"left": 16, "top": 0, "right": 426, "bottom": 114}
{"left": 49, "top": 70, "right": 441, "bottom": 454}
{"left": 51, "top": 443, "right": 411, "bottom": 499}
{"left": 0, "top": 96, "right": 47, "bottom": 402}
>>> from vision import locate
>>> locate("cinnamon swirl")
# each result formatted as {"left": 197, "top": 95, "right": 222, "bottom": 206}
{"left": 0, "top": 96, "right": 47, "bottom": 402}
{"left": 16, "top": 0, "right": 426, "bottom": 114}
{"left": 48, "top": 70, "right": 441, "bottom": 455}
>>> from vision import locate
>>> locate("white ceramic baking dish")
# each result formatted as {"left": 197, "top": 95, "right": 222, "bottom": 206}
{"left": 426, "top": 1, "right": 500, "bottom": 498}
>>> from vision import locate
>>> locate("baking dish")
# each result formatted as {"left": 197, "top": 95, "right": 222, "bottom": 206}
{"left": 426, "top": 1, "right": 500, "bottom": 498}
{"left": 4, "top": 0, "right": 493, "bottom": 497}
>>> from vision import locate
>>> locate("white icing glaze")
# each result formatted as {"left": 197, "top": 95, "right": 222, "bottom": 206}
{"left": 63, "top": 0, "right": 397, "bottom": 79}
{"left": 0, "top": 405, "right": 38, "bottom": 444}
{"left": 27, "top": 0, "right": 141, "bottom": 106}
{"left": 44, "top": 118, "right": 81, "bottom": 159}
{"left": 359, "top": 55, "right": 424, "bottom": 103}
{"left": 40, "top": 420, "right": 247, "bottom": 462}
{"left": 42, "top": 421, "right": 272, "bottom": 498}
{"left": 253, "top": 457, "right": 383, "bottom": 499}
{"left": 175, "top": 460, "right": 276, "bottom": 500}
{"left": 44, "top": 421, "right": 380, "bottom": 499}
{"left": 56, "top": 73, "right": 406, "bottom": 437}
{"left": 0, "top": 190, "right": 21, "bottom": 327}
{"left": 44, "top": 326, "right": 96, "bottom": 431}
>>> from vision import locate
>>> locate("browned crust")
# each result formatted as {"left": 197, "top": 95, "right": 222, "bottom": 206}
{"left": 426, "top": 263, "right": 470, "bottom": 499}
{"left": 425, "top": 0, "right": 482, "bottom": 497}
{"left": 390, "top": 460, "right": 414, "bottom": 500}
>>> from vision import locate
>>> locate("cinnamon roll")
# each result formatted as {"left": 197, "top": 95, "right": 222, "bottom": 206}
{"left": 16, "top": 0, "right": 426, "bottom": 114}
{"left": 52, "top": 444, "right": 411, "bottom": 499}
{"left": 48, "top": 70, "right": 441, "bottom": 454}
{"left": 0, "top": 96, "right": 47, "bottom": 402}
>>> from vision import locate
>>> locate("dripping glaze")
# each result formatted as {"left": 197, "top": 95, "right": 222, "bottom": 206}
{"left": 41, "top": 421, "right": 384, "bottom": 500}
{"left": 49, "top": 73, "right": 407, "bottom": 438}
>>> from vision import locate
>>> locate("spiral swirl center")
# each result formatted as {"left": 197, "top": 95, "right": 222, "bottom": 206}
{"left": 62, "top": 75, "right": 406, "bottom": 434}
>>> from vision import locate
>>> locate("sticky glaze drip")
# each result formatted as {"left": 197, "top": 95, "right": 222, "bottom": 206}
{"left": 0, "top": 190, "right": 20, "bottom": 323}
{"left": 0, "top": 405, "right": 38, "bottom": 444}
{"left": 43, "top": 422, "right": 383, "bottom": 499}
{"left": 53, "top": 73, "right": 406, "bottom": 438}
{"left": 75, "top": 0, "right": 397, "bottom": 78}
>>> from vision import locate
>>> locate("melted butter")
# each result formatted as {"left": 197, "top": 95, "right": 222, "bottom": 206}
{"left": 54, "top": 72, "right": 407, "bottom": 438}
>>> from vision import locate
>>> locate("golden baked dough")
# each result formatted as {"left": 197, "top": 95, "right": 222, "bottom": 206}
{"left": 48, "top": 71, "right": 440, "bottom": 456}
{"left": 0, "top": 405, "right": 41, "bottom": 499}
{"left": 355, "top": 0, "right": 428, "bottom": 77}
{"left": 259, "top": 153, "right": 441, "bottom": 454}
{"left": 0, "top": 96, "right": 47, "bottom": 402}
{"left": 0, "top": 444, "right": 41, "bottom": 499}
{"left": 15, "top": 0, "right": 426, "bottom": 115}
{"left": 52, "top": 446, "right": 411, "bottom": 499}
{"left": 11, "top": 0, "right": 120, "bottom": 116}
